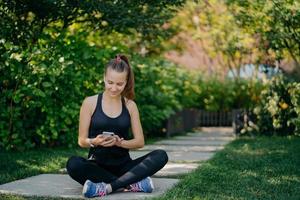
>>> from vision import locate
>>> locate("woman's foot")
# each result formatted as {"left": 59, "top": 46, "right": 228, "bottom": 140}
{"left": 129, "top": 177, "right": 154, "bottom": 193}
{"left": 82, "top": 180, "right": 107, "bottom": 198}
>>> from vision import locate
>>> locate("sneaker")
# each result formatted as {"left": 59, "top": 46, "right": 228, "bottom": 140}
{"left": 82, "top": 180, "right": 107, "bottom": 198}
{"left": 129, "top": 177, "right": 154, "bottom": 193}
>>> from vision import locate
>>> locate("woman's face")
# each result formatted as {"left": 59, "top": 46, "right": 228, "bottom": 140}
{"left": 104, "top": 68, "right": 127, "bottom": 97}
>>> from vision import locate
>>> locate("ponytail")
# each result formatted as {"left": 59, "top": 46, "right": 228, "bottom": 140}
{"left": 119, "top": 55, "right": 135, "bottom": 100}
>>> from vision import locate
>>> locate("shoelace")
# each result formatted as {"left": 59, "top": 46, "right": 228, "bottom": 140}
{"left": 130, "top": 182, "right": 142, "bottom": 192}
{"left": 95, "top": 183, "right": 106, "bottom": 197}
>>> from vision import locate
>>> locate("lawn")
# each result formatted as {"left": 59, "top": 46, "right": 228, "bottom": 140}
{"left": 0, "top": 136, "right": 299, "bottom": 200}
{"left": 0, "top": 147, "right": 86, "bottom": 185}
{"left": 155, "top": 136, "right": 300, "bottom": 200}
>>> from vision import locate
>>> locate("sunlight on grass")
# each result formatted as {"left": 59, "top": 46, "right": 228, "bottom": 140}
{"left": 154, "top": 136, "right": 300, "bottom": 200}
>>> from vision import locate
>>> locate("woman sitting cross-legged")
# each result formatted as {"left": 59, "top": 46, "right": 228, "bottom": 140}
{"left": 66, "top": 54, "right": 168, "bottom": 198}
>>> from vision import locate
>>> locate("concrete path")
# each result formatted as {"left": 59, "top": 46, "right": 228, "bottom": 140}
{"left": 0, "top": 127, "right": 235, "bottom": 199}
{"left": 0, "top": 174, "right": 178, "bottom": 200}
{"left": 138, "top": 127, "right": 235, "bottom": 177}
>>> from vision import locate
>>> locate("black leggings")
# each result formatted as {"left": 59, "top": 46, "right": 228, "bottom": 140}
{"left": 66, "top": 149, "right": 168, "bottom": 192}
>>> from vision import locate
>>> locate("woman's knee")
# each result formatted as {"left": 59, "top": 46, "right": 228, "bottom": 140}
{"left": 66, "top": 156, "right": 84, "bottom": 175}
{"left": 152, "top": 149, "right": 168, "bottom": 164}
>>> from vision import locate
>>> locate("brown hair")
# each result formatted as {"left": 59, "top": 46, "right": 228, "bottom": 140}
{"left": 105, "top": 54, "right": 135, "bottom": 100}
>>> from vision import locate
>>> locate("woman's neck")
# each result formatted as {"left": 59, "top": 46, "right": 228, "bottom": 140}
{"left": 103, "top": 91, "right": 122, "bottom": 102}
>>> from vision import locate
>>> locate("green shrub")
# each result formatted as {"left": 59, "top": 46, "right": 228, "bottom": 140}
{"left": 0, "top": 25, "right": 203, "bottom": 150}
{"left": 289, "top": 82, "right": 300, "bottom": 135}
{"left": 250, "top": 75, "right": 300, "bottom": 136}
{"left": 198, "top": 78, "right": 263, "bottom": 111}
{"left": 133, "top": 57, "right": 202, "bottom": 136}
{"left": 0, "top": 28, "right": 127, "bottom": 150}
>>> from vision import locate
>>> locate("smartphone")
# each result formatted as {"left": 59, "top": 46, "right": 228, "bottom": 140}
{"left": 102, "top": 131, "right": 115, "bottom": 136}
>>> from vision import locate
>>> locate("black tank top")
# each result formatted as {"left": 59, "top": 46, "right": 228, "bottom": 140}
{"left": 88, "top": 93, "right": 131, "bottom": 166}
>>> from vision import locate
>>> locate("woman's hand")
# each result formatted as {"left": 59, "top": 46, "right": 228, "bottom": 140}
{"left": 114, "top": 135, "right": 124, "bottom": 147}
{"left": 92, "top": 134, "right": 114, "bottom": 147}
{"left": 101, "top": 134, "right": 124, "bottom": 147}
{"left": 101, "top": 136, "right": 117, "bottom": 147}
{"left": 91, "top": 134, "right": 123, "bottom": 147}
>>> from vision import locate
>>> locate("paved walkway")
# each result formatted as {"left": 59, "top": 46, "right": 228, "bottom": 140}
{"left": 0, "top": 127, "right": 235, "bottom": 199}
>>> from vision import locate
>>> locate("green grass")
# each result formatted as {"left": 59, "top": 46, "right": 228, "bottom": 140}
{"left": 0, "top": 147, "right": 88, "bottom": 200}
{"left": 0, "top": 147, "right": 87, "bottom": 185}
{"left": 1, "top": 136, "right": 300, "bottom": 200}
{"left": 155, "top": 136, "right": 300, "bottom": 200}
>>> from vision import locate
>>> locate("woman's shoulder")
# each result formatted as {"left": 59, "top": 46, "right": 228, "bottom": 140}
{"left": 84, "top": 94, "right": 99, "bottom": 102}
{"left": 124, "top": 98, "right": 138, "bottom": 113}
{"left": 81, "top": 94, "right": 99, "bottom": 109}
{"left": 81, "top": 94, "right": 99, "bottom": 115}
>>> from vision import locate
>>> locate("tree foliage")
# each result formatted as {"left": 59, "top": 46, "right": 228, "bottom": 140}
{"left": 165, "top": 0, "right": 300, "bottom": 79}
{"left": 0, "top": 0, "right": 184, "bottom": 47}
{"left": 166, "top": 0, "right": 259, "bottom": 79}
{"left": 225, "top": 0, "right": 300, "bottom": 78}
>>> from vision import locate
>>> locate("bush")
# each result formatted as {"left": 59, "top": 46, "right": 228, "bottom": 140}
{"left": 198, "top": 78, "right": 263, "bottom": 111}
{"left": 0, "top": 28, "right": 128, "bottom": 151}
{"left": 248, "top": 75, "right": 300, "bottom": 136}
{"left": 133, "top": 58, "right": 202, "bottom": 136}
{"left": 0, "top": 25, "right": 202, "bottom": 150}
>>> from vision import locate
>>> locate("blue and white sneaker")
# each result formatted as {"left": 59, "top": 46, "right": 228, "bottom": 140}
{"left": 129, "top": 177, "right": 154, "bottom": 193}
{"left": 82, "top": 180, "right": 107, "bottom": 198}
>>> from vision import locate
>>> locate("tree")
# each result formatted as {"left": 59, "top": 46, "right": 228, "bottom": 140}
{"left": 225, "top": 0, "right": 300, "bottom": 79}
{"left": 0, "top": 0, "right": 184, "bottom": 47}
{"left": 165, "top": 0, "right": 258, "bottom": 79}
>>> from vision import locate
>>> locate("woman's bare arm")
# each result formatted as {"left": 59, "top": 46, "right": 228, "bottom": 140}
{"left": 116, "top": 100, "right": 144, "bottom": 149}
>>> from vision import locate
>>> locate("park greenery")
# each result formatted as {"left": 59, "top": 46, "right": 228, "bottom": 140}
{"left": 0, "top": 136, "right": 299, "bottom": 200}
{"left": 1, "top": 0, "right": 300, "bottom": 151}
{"left": 156, "top": 136, "right": 300, "bottom": 200}
{"left": 167, "top": 0, "right": 300, "bottom": 79}
{"left": 167, "top": 0, "right": 300, "bottom": 136}
{"left": 226, "top": 0, "right": 300, "bottom": 79}
{"left": 0, "top": 1, "right": 299, "bottom": 200}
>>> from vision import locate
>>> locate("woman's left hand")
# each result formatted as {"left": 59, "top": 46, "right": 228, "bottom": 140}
{"left": 101, "top": 136, "right": 117, "bottom": 147}
{"left": 101, "top": 134, "right": 124, "bottom": 147}
{"left": 114, "top": 135, "right": 124, "bottom": 147}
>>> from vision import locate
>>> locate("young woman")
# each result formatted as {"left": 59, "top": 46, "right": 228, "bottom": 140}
{"left": 66, "top": 54, "right": 168, "bottom": 198}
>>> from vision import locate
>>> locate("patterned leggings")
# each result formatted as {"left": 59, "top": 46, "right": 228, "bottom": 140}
{"left": 66, "top": 149, "right": 168, "bottom": 191}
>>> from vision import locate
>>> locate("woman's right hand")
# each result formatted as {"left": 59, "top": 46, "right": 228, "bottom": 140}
{"left": 92, "top": 134, "right": 116, "bottom": 147}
